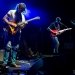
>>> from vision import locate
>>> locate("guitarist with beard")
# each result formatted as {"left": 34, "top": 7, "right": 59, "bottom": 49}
{"left": 47, "top": 17, "right": 71, "bottom": 55}
{"left": 2, "top": 3, "right": 28, "bottom": 67}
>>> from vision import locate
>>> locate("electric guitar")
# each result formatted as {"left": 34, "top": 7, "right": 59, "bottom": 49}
{"left": 9, "top": 16, "right": 40, "bottom": 35}
{"left": 50, "top": 28, "right": 72, "bottom": 36}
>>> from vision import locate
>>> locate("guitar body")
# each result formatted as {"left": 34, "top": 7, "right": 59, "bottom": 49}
{"left": 9, "top": 25, "right": 17, "bottom": 35}
{"left": 50, "top": 29, "right": 58, "bottom": 37}
{"left": 8, "top": 22, "right": 25, "bottom": 35}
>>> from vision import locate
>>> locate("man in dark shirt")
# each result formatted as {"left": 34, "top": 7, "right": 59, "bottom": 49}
{"left": 47, "top": 17, "right": 67, "bottom": 55}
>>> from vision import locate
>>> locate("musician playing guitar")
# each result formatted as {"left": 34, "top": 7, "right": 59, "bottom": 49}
{"left": 47, "top": 17, "right": 72, "bottom": 55}
{"left": 3, "top": 2, "right": 40, "bottom": 67}
{"left": 2, "top": 3, "right": 29, "bottom": 67}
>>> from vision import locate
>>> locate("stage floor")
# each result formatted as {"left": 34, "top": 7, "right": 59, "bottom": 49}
{"left": 0, "top": 57, "right": 43, "bottom": 75}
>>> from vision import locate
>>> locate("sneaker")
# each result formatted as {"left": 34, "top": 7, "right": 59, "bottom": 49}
{"left": 11, "top": 63, "right": 21, "bottom": 67}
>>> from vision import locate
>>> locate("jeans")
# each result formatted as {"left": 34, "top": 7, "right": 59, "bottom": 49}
{"left": 3, "top": 29, "right": 20, "bottom": 64}
{"left": 50, "top": 36, "right": 59, "bottom": 54}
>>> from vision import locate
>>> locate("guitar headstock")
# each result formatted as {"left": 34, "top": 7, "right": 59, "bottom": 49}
{"left": 34, "top": 16, "right": 40, "bottom": 20}
{"left": 68, "top": 28, "right": 72, "bottom": 30}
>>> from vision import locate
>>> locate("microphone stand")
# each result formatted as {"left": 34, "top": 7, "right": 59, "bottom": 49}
{"left": 60, "top": 22, "right": 68, "bottom": 28}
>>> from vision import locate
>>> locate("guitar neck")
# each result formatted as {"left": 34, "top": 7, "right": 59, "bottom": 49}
{"left": 17, "top": 18, "right": 35, "bottom": 25}
{"left": 58, "top": 28, "right": 72, "bottom": 33}
{"left": 63, "top": 28, "right": 72, "bottom": 31}
{"left": 27, "top": 16, "right": 40, "bottom": 22}
{"left": 27, "top": 18, "right": 35, "bottom": 22}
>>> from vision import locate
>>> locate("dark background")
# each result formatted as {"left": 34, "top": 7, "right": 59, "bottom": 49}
{"left": 0, "top": 0, "right": 75, "bottom": 75}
